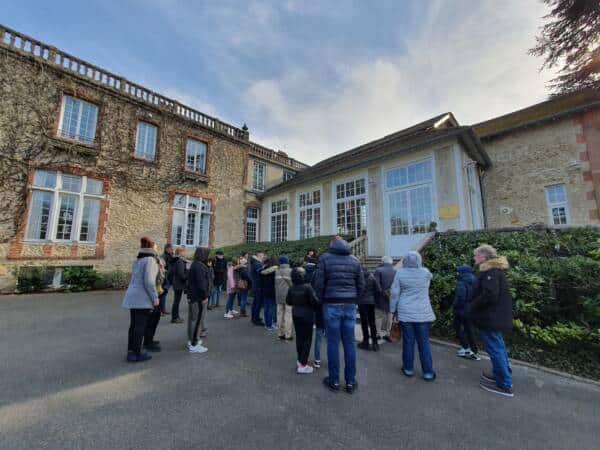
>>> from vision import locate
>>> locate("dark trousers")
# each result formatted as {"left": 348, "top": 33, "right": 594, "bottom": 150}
{"left": 358, "top": 304, "right": 377, "bottom": 343}
{"left": 172, "top": 289, "right": 183, "bottom": 319}
{"left": 293, "top": 314, "right": 314, "bottom": 365}
{"left": 144, "top": 307, "right": 161, "bottom": 344}
{"left": 453, "top": 314, "right": 478, "bottom": 353}
{"left": 159, "top": 283, "right": 170, "bottom": 312}
{"left": 188, "top": 302, "right": 204, "bottom": 346}
{"left": 251, "top": 288, "right": 263, "bottom": 323}
{"left": 128, "top": 309, "right": 151, "bottom": 354}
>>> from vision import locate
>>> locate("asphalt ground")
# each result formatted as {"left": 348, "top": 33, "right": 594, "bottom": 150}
{"left": 0, "top": 290, "right": 598, "bottom": 450}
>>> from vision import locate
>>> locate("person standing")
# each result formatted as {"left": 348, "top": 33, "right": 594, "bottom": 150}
{"left": 469, "top": 245, "right": 514, "bottom": 397}
{"left": 159, "top": 243, "right": 174, "bottom": 315}
{"left": 286, "top": 267, "right": 319, "bottom": 374}
{"left": 275, "top": 256, "right": 294, "bottom": 340}
{"left": 357, "top": 266, "right": 382, "bottom": 351}
{"left": 122, "top": 237, "right": 160, "bottom": 363}
{"left": 453, "top": 265, "right": 480, "bottom": 360}
{"left": 390, "top": 251, "right": 436, "bottom": 381}
{"left": 143, "top": 251, "right": 166, "bottom": 353}
{"left": 374, "top": 256, "right": 396, "bottom": 341}
{"left": 312, "top": 238, "right": 365, "bottom": 394}
{"left": 186, "top": 247, "right": 210, "bottom": 354}
{"left": 304, "top": 251, "right": 323, "bottom": 367}
{"left": 210, "top": 250, "right": 227, "bottom": 308}
{"left": 260, "top": 257, "right": 278, "bottom": 331}
{"left": 250, "top": 251, "right": 265, "bottom": 326}
{"left": 170, "top": 247, "right": 187, "bottom": 324}
{"left": 236, "top": 257, "right": 251, "bottom": 317}
{"left": 225, "top": 258, "right": 241, "bottom": 319}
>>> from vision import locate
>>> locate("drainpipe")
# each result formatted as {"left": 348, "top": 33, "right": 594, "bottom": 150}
{"left": 479, "top": 169, "right": 488, "bottom": 229}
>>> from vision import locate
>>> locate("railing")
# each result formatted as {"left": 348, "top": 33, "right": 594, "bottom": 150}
{"left": 348, "top": 234, "right": 368, "bottom": 263}
{"left": 0, "top": 25, "right": 249, "bottom": 142}
{"left": 249, "top": 142, "right": 308, "bottom": 170}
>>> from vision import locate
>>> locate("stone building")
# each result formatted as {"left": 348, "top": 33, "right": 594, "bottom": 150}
{"left": 0, "top": 25, "right": 305, "bottom": 291}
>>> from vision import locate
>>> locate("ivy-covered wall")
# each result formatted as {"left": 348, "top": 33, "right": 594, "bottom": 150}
{"left": 422, "top": 227, "right": 600, "bottom": 380}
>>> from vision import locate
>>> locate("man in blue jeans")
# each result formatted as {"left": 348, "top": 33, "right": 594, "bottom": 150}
{"left": 312, "top": 238, "right": 365, "bottom": 394}
{"left": 249, "top": 250, "right": 265, "bottom": 326}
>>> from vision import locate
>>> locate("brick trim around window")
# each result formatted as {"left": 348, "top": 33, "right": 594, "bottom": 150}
{"left": 165, "top": 189, "right": 217, "bottom": 249}
{"left": 8, "top": 163, "right": 111, "bottom": 260}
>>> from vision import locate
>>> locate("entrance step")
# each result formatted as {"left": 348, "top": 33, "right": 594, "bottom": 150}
{"left": 363, "top": 257, "right": 401, "bottom": 271}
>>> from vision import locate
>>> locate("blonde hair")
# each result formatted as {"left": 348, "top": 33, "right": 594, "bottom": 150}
{"left": 231, "top": 257, "right": 239, "bottom": 266}
{"left": 474, "top": 244, "right": 498, "bottom": 260}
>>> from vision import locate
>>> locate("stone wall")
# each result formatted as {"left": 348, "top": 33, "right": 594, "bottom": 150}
{"left": 482, "top": 117, "right": 599, "bottom": 228}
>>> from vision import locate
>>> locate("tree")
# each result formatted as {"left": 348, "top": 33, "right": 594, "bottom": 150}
{"left": 530, "top": 0, "right": 600, "bottom": 94}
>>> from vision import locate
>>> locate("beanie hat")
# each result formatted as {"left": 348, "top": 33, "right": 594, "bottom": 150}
{"left": 279, "top": 255, "right": 289, "bottom": 265}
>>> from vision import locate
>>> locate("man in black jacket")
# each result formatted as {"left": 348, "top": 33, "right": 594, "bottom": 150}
{"left": 312, "top": 238, "right": 365, "bottom": 394}
{"left": 170, "top": 247, "right": 188, "bottom": 323}
{"left": 210, "top": 250, "right": 227, "bottom": 308}
{"left": 186, "top": 247, "right": 210, "bottom": 354}
{"left": 469, "top": 244, "right": 514, "bottom": 398}
{"left": 159, "top": 244, "right": 174, "bottom": 314}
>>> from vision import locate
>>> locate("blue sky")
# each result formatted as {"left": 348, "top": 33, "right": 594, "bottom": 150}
{"left": 3, "top": 0, "right": 553, "bottom": 164}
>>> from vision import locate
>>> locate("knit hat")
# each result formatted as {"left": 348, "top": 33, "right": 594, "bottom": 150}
{"left": 279, "top": 255, "right": 289, "bottom": 265}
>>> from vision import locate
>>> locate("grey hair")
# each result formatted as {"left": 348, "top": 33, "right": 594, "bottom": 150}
{"left": 382, "top": 256, "right": 393, "bottom": 264}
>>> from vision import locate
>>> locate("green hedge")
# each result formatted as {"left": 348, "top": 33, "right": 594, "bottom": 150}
{"left": 422, "top": 227, "right": 600, "bottom": 380}
{"left": 211, "top": 235, "right": 350, "bottom": 265}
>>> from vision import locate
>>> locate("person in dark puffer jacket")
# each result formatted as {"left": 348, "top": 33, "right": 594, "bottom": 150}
{"left": 286, "top": 267, "right": 319, "bottom": 374}
{"left": 468, "top": 244, "right": 514, "bottom": 398}
{"left": 453, "top": 265, "right": 480, "bottom": 360}
{"left": 312, "top": 238, "right": 365, "bottom": 394}
{"left": 357, "top": 266, "right": 382, "bottom": 351}
{"left": 186, "top": 247, "right": 211, "bottom": 354}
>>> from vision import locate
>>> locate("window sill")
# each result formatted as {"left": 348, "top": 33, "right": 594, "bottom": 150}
{"left": 131, "top": 156, "right": 158, "bottom": 165}
{"left": 49, "top": 136, "right": 99, "bottom": 154}
{"left": 183, "top": 171, "right": 209, "bottom": 183}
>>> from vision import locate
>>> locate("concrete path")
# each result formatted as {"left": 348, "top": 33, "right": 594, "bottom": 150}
{"left": 0, "top": 290, "right": 598, "bottom": 450}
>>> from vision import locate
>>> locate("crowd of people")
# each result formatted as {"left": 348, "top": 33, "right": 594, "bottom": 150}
{"left": 122, "top": 236, "right": 514, "bottom": 398}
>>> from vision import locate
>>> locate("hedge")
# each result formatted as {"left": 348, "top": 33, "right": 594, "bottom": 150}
{"left": 421, "top": 226, "right": 600, "bottom": 380}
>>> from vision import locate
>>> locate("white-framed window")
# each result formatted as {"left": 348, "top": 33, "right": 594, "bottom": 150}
{"left": 246, "top": 207, "right": 259, "bottom": 243}
{"left": 335, "top": 178, "right": 367, "bottom": 238}
{"left": 171, "top": 194, "right": 212, "bottom": 247}
{"left": 185, "top": 138, "right": 207, "bottom": 174}
{"left": 252, "top": 160, "right": 266, "bottom": 192}
{"left": 135, "top": 121, "right": 158, "bottom": 161}
{"left": 298, "top": 189, "right": 321, "bottom": 239}
{"left": 386, "top": 159, "right": 435, "bottom": 235}
{"left": 57, "top": 95, "right": 98, "bottom": 144}
{"left": 545, "top": 184, "right": 570, "bottom": 225}
{"left": 26, "top": 170, "right": 104, "bottom": 243}
{"left": 283, "top": 170, "right": 295, "bottom": 182}
{"left": 270, "top": 199, "right": 287, "bottom": 242}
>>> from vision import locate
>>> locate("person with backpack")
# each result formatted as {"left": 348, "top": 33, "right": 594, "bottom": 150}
{"left": 275, "top": 256, "right": 294, "bottom": 340}
{"left": 357, "top": 266, "right": 382, "bottom": 351}
{"left": 453, "top": 265, "right": 480, "bottom": 360}
{"left": 286, "top": 267, "right": 320, "bottom": 374}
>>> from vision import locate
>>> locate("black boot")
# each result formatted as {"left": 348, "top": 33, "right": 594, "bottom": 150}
{"left": 372, "top": 341, "right": 380, "bottom": 352}
{"left": 358, "top": 341, "right": 371, "bottom": 351}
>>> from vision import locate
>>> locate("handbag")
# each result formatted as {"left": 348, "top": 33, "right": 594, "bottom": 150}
{"left": 236, "top": 278, "right": 248, "bottom": 291}
{"left": 390, "top": 321, "right": 402, "bottom": 343}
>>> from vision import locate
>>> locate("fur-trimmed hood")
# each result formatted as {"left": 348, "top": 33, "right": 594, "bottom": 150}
{"left": 261, "top": 265, "right": 279, "bottom": 275}
{"left": 479, "top": 256, "right": 509, "bottom": 272}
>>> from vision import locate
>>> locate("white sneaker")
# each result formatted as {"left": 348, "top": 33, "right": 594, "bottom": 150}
{"left": 297, "top": 365, "right": 314, "bottom": 374}
{"left": 457, "top": 348, "right": 473, "bottom": 357}
{"left": 189, "top": 344, "right": 208, "bottom": 354}
{"left": 224, "top": 312, "right": 234, "bottom": 319}
{"left": 231, "top": 309, "right": 239, "bottom": 315}
{"left": 187, "top": 340, "right": 202, "bottom": 349}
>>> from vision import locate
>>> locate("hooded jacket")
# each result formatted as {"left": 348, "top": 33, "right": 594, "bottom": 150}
{"left": 311, "top": 239, "right": 365, "bottom": 304}
{"left": 187, "top": 259, "right": 211, "bottom": 303}
{"left": 249, "top": 255, "right": 264, "bottom": 291}
{"left": 275, "top": 264, "right": 293, "bottom": 304}
{"left": 468, "top": 256, "right": 513, "bottom": 331}
{"left": 170, "top": 255, "right": 188, "bottom": 291}
{"left": 122, "top": 248, "right": 160, "bottom": 309}
{"left": 286, "top": 268, "right": 319, "bottom": 319}
{"left": 390, "top": 251, "right": 436, "bottom": 323}
{"left": 358, "top": 267, "right": 382, "bottom": 305}
{"left": 453, "top": 265, "right": 477, "bottom": 316}
{"left": 260, "top": 263, "right": 278, "bottom": 299}
{"left": 213, "top": 255, "right": 227, "bottom": 285}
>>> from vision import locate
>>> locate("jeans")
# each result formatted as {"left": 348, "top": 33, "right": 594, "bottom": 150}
{"left": 314, "top": 327, "right": 325, "bottom": 361}
{"left": 400, "top": 322, "right": 434, "bottom": 377}
{"left": 127, "top": 309, "right": 151, "bottom": 354}
{"left": 358, "top": 304, "right": 377, "bottom": 343}
{"left": 324, "top": 304, "right": 357, "bottom": 385}
{"left": 226, "top": 292, "right": 237, "bottom": 312}
{"left": 172, "top": 289, "right": 183, "bottom": 320}
{"left": 237, "top": 291, "right": 248, "bottom": 313}
{"left": 251, "top": 288, "right": 264, "bottom": 323}
{"left": 293, "top": 314, "right": 314, "bottom": 365}
{"left": 480, "top": 330, "right": 513, "bottom": 389}
{"left": 209, "top": 284, "right": 222, "bottom": 307}
{"left": 453, "top": 313, "right": 478, "bottom": 353}
{"left": 264, "top": 297, "right": 276, "bottom": 328}
{"left": 159, "top": 282, "right": 170, "bottom": 312}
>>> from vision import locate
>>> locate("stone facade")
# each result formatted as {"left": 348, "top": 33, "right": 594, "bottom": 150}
{"left": 0, "top": 26, "right": 305, "bottom": 292}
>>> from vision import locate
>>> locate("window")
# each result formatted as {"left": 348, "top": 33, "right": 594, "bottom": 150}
{"left": 386, "top": 160, "right": 435, "bottom": 235}
{"left": 298, "top": 189, "right": 321, "bottom": 239}
{"left": 246, "top": 207, "right": 259, "bottom": 243}
{"left": 252, "top": 160, "right": 266, "bottom": 192}
{"left": 270, "top": 200, "right": 288, "bottom": 242}
{"left": 545, "top": 184, "right": 570, "bottom": 225}
{"left": 171, "top": 194, "right": 212, "bottom": 247}
{"left": 58, "top": 95, "right": 98, "bottom": 144}
{"left": 283, "top": 170, "right": 295, "bottom": 182}
{"left": 26, "top": 170, "right": 104, "bottom": 243}
{"left": 186, "top": 138, "right": 207, "bottom": 174}
{"left": 135, "top": 122, "right": 158, "bottom": 161}
{"left": 335, "top": 178, "right": 367, "bottom": 238}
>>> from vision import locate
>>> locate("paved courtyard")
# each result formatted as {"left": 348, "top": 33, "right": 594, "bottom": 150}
{"left": 0, "top": 290, "right": 598, "bottom": 450}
